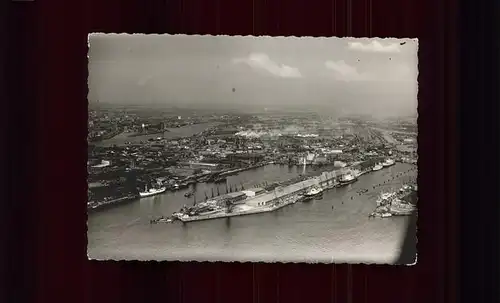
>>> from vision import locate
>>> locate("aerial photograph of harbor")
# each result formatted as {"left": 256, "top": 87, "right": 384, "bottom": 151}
{"left": 87, "top": 34, "right": 418, "bottom": 264}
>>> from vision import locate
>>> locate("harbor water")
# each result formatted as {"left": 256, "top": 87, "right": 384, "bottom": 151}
{"left": 87, "top": 163, "right": 417, "bottom": 263}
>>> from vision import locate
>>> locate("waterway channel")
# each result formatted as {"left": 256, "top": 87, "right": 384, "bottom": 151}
{"left": 94, "top": 122, "right": 221, "bottom": 147}
{"left": 87, "top": 163, "right": 417, "bottom": 263}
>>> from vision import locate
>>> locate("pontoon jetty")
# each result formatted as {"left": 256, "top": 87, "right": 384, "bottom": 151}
{"left": 171, "top": 166, "right": 367, "bottom": 223}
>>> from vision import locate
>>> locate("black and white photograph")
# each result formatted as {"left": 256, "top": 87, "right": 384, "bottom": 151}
{"left": 87, "top": 34, "right": 418, "bottom": 264}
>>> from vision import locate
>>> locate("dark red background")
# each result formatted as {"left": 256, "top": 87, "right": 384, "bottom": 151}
{"left": 6, "top": 0, "right": 459, "bottom": 302}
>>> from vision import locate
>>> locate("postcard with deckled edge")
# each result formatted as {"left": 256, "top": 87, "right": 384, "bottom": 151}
{"left": 87, "top": 34, "right": 418, "bottom": 264}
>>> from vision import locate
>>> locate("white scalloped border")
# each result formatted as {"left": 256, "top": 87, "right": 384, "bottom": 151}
{"left": 86, "top": 33, "right": 419, "bottom": 266}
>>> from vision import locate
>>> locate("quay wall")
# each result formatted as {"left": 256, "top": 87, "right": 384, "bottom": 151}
{"left": 180, "top": 168, "right": 348, "bottom": 222}
{"left": 247, "top": 167, "right": 353, "bottom": 206}
{"left": 179, "top": 196, "right": 296, "bottom": 222}
{"left": 179, "top": 163, "right": 390, "bottom": 223}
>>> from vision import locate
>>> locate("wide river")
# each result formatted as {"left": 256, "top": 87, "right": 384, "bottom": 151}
{"left": 87, "top": 163, "right": 417, "bottom": 264}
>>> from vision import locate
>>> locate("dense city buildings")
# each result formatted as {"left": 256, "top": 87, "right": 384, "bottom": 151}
{"left": 87, "top": 106, "right": 417, "bottom": 212}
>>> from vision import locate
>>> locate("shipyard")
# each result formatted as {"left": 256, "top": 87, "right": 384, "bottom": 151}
{"left": 87, "top": 34, "right": 418, "bottom": 264}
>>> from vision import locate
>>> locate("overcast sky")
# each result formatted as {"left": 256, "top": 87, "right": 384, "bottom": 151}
{"left": 88, "top": 34, "right": 418, "bottom": 117}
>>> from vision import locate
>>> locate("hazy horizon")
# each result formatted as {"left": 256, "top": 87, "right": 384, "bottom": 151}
{"left": 88, "top": 34, "right": 418, "bottom": 118}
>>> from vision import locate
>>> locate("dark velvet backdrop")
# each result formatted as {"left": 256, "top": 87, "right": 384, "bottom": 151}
{"left": 5, "top": 0, "right": 462, "bottom": 302}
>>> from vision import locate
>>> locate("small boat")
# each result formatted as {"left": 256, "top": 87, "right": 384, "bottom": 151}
{"left": 372, "top": 163, "right": 383, "bottom": 171}
{"left": 381, "top": 213, "right": 393, "bottom": 218}
{"left": 158, "top": 217, "right": 174, "bottom": 223}
{"left": 184, "top": 191, "right": 194, "bottom": 198}
{"left": 152, "top": 216, "right": 175, "bottom": 224}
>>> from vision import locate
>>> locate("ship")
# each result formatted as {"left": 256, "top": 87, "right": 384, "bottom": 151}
{"left": 139, "top": 184, "right": 167, "bottom": 197}
{"left": 304, "top": 186, "right": 324, "bottom": 198}
{"left": 382, "top": 158, "right": 395, "bottom": 167}
{"left": 87, "top": 194, "right": 137, "bottom": 212}
{"left": 150, "top": 216, "right": 175, "bottom": 224}
{"left": 372, "top": 163, "right": 383, "bottom": 171}
{"left": 339, "top": 172, "right": 358, "bottom": 185}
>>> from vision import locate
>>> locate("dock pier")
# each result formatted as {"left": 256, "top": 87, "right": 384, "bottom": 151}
{"left": 177, "top": 167, "right": 356, "bottom": 223}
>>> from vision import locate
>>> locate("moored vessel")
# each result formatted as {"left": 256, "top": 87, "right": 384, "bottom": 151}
{"left": 139, "top": 185, "right": 167, "bottom": 197}
{"left": 304, "top": 186, "right": 324, "bottom": 198}
{"left": 372, "top": 163, "right": 383, "bottom": 171}
{"left": 382, "top": 158, "right": 395, "bottom": 167}
{"left": 339, "top": 172, "right": 358, "bottom": 185}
